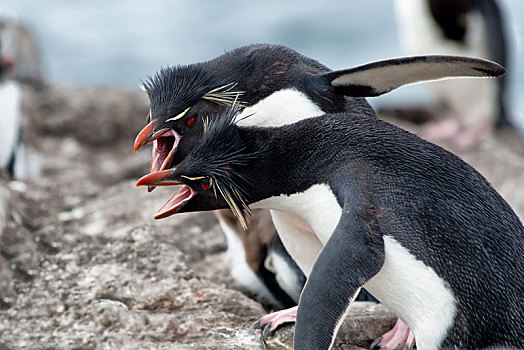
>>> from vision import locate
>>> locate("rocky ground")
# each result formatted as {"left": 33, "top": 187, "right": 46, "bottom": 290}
{"left": 0, "top": 85, "right": 523, "bottom": 350}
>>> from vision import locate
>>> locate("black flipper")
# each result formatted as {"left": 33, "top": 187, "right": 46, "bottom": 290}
{"left": 317, "top": 55, "right": 506, "bottom": 97}
{"left": 294, "top": 205, "right": 385, "bottom": 350}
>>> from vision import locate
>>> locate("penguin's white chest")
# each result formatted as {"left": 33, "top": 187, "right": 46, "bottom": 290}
{"left": 253, "top": 185, "right": 340, "bottom": 243}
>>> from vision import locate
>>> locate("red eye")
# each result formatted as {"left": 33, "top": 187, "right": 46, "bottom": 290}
{"left": 187, "top": 117, "right": 196, "bottom": 126}
{"left": 201, "top": 182, "right": 210, "bottom": 190}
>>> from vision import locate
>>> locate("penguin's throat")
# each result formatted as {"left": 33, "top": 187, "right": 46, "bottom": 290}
{"left": 150, "top": 130, "right": 180, "bottom": 174}
{"left": 154, "top": 185, "right": 195, "bottom": 219}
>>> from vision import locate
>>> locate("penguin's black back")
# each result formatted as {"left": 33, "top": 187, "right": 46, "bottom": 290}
{"left": 334, "top": 116, "right": 523, "bottom": 346}
{"left": 233, "top": 113, "right": 524, "bottom": 347}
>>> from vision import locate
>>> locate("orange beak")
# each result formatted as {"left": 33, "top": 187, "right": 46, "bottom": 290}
{"left": 136, "top": 169, "right": 181, "bottom": 187}
{"left": 133, "top": 121, "right": 155, "bottom": 153}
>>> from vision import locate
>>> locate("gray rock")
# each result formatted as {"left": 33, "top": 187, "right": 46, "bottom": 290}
{"left": 0, "top": 85, "right": 522, "bottom": 349}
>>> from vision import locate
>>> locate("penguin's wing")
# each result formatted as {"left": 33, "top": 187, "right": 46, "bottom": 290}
{"left": 294, "top": 204, "right": 385, "bottom": 350}
{"left": 318, "top": 55, "right": 506, "bottom": 97}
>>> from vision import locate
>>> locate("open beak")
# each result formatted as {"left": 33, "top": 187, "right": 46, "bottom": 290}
{"left": 136, "top": 170, "right": 195, "bottom": 220}
{"left": 136, "top": 170, "right": 180, "bottom": 187}
{"left": 134, "top": 121, "right": 155, "bottom": 153}
{"left": 134, "top": 122, "right": 181, "bottom": 192}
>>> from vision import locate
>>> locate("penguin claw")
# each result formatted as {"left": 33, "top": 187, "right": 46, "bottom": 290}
{"left": 262, "top": 322, "right": 274, "bottom": 340}
{"left": 253, "top": 306, "right": 298, "bottom": 339}
{"left": 370, "top": 336, "right": 383, "bottom": 349}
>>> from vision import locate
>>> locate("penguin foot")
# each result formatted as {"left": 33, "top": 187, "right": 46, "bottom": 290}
{"left": 422, "top": 119, "right": 491, "bottom": 150}
{"left": 450, "top": 123, "right": 491, "bottom": 150}
{"left": 252, "top": 305, "right": 297, "bottom": 340}
{"left": 370, "top": 318, "right": 415, "bottom": 350}
{"left": 421, "top": 119, "right": 459, "bottom": 141}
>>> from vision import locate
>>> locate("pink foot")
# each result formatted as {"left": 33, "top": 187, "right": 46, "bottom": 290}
{"left": 451, "top": 123, "right": 491, "bottom": 150}
{"left": 253, "top": 306, "right": 297, "bottom": 340}
{"left": 421, "top": 119, "right": 460, "bottom": 141}
{"left": 371, "top": 318, "right": 415, "bottom": 350}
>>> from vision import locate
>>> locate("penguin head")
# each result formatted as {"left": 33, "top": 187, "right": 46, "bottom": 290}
{"left": 134, "top": 64, "right": 245, "bottom": 176}
{"left": 136, "top": 104, "right": 256, "bottom": 228}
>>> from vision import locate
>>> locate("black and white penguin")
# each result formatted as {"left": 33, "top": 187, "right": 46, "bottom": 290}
{"left": 0, "top": 20, "right": 42, "bottom": 179}
{"left": 0, "top": 38, "right": 21, "bottom": 176}
{"left": 133, "top": 45, "right": 507, "bottom": 348}
{"left": 136, "top": 87, "right": 523, "bottom": 349}
{"left": 394, "top": 0, "right": 511, "bottom": 148}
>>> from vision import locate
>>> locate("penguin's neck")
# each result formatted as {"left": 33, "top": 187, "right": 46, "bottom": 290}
{"left": 237, "top": 120, "right": 350, "bottom": 244}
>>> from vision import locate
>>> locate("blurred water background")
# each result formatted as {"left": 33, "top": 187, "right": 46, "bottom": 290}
{"left": 1, "top": 0, "right": 523, "bottom": 128}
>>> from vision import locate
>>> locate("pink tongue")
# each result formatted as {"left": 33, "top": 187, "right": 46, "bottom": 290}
{"left": 154, "top": 185, "right": 193, "bottom": 220}
{"left": 149, "top": 137, "right": 177, "bottom": 192}
{"left": 151, "top": 137, "right": 174, "bottom": 173}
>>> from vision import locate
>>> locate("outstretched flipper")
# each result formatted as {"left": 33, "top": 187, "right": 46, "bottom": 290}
{"left": 294, "top": 204, "right": 386, "bottom": 350}
{"left": 317, "top": 55, "right": 505, "bottom": 97}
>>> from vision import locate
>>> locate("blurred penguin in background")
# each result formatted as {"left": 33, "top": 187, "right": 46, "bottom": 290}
{"left": 0, "top": 18, "right": 43, "bottom": 179}
{"left": 394, "top": 0, "right": 512, "bottom": 149}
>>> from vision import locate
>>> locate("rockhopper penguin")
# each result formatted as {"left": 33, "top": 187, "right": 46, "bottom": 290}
{"left": 134, "top": 44, "right": 509, "bottom": 349}
{"left": 395, "top": 0, "right": 511, "bottom": 148}
{"left": 137, "top": 86, "right": 523, "bottom": 349}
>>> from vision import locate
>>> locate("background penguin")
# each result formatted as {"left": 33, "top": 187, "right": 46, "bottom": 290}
{"left": 0, "top": 19, "right": 43, "bottom": 179}
{"left": 394, "top": 0, "right": 512, "bottom": 148}
{"left": 134, "top": 46, "right": 507, "bottom": 349}
{"left": 0, "top": 38, "right": 21, "bottom": 177}
{"left": 136, "top": 93, "right": 523, "bottom": 349}
{"left": 216, "top": 208, "right": 305, "bottom": 308}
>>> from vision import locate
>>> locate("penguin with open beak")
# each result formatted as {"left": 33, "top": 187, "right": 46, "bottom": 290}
{"left": 134, "top": 44, "right": 506, "bottom": 348}
{"left": 394, "top": 0, "right": 512, "bottom": 148}
{"left": 136, "top": 76, "right": 523, "bottom": 349}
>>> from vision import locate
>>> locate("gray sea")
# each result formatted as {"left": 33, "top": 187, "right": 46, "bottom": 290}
{"left": 1, "top": 0, "right": 523, "bottom": 128}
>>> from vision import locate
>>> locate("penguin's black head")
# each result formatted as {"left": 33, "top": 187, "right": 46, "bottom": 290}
{"left": 136, "top": 105, "right": 256, "bottom": 228}
{"left": 134, "top": 64, "right": 244, "bottom": 176}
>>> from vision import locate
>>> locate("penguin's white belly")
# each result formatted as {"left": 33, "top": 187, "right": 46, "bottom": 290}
{"left": 253, "top": 184, "right": 457, "bottom": 349}
{"left": 365, "top": 236, "right": 456, "bottom": 349}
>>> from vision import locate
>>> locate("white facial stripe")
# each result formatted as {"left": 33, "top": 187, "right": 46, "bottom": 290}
{"left": 181, "top": 175, "right": 205, "bottom": 181}
{"left": 166, "top": 107, "right": 190, "bottom": 122}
